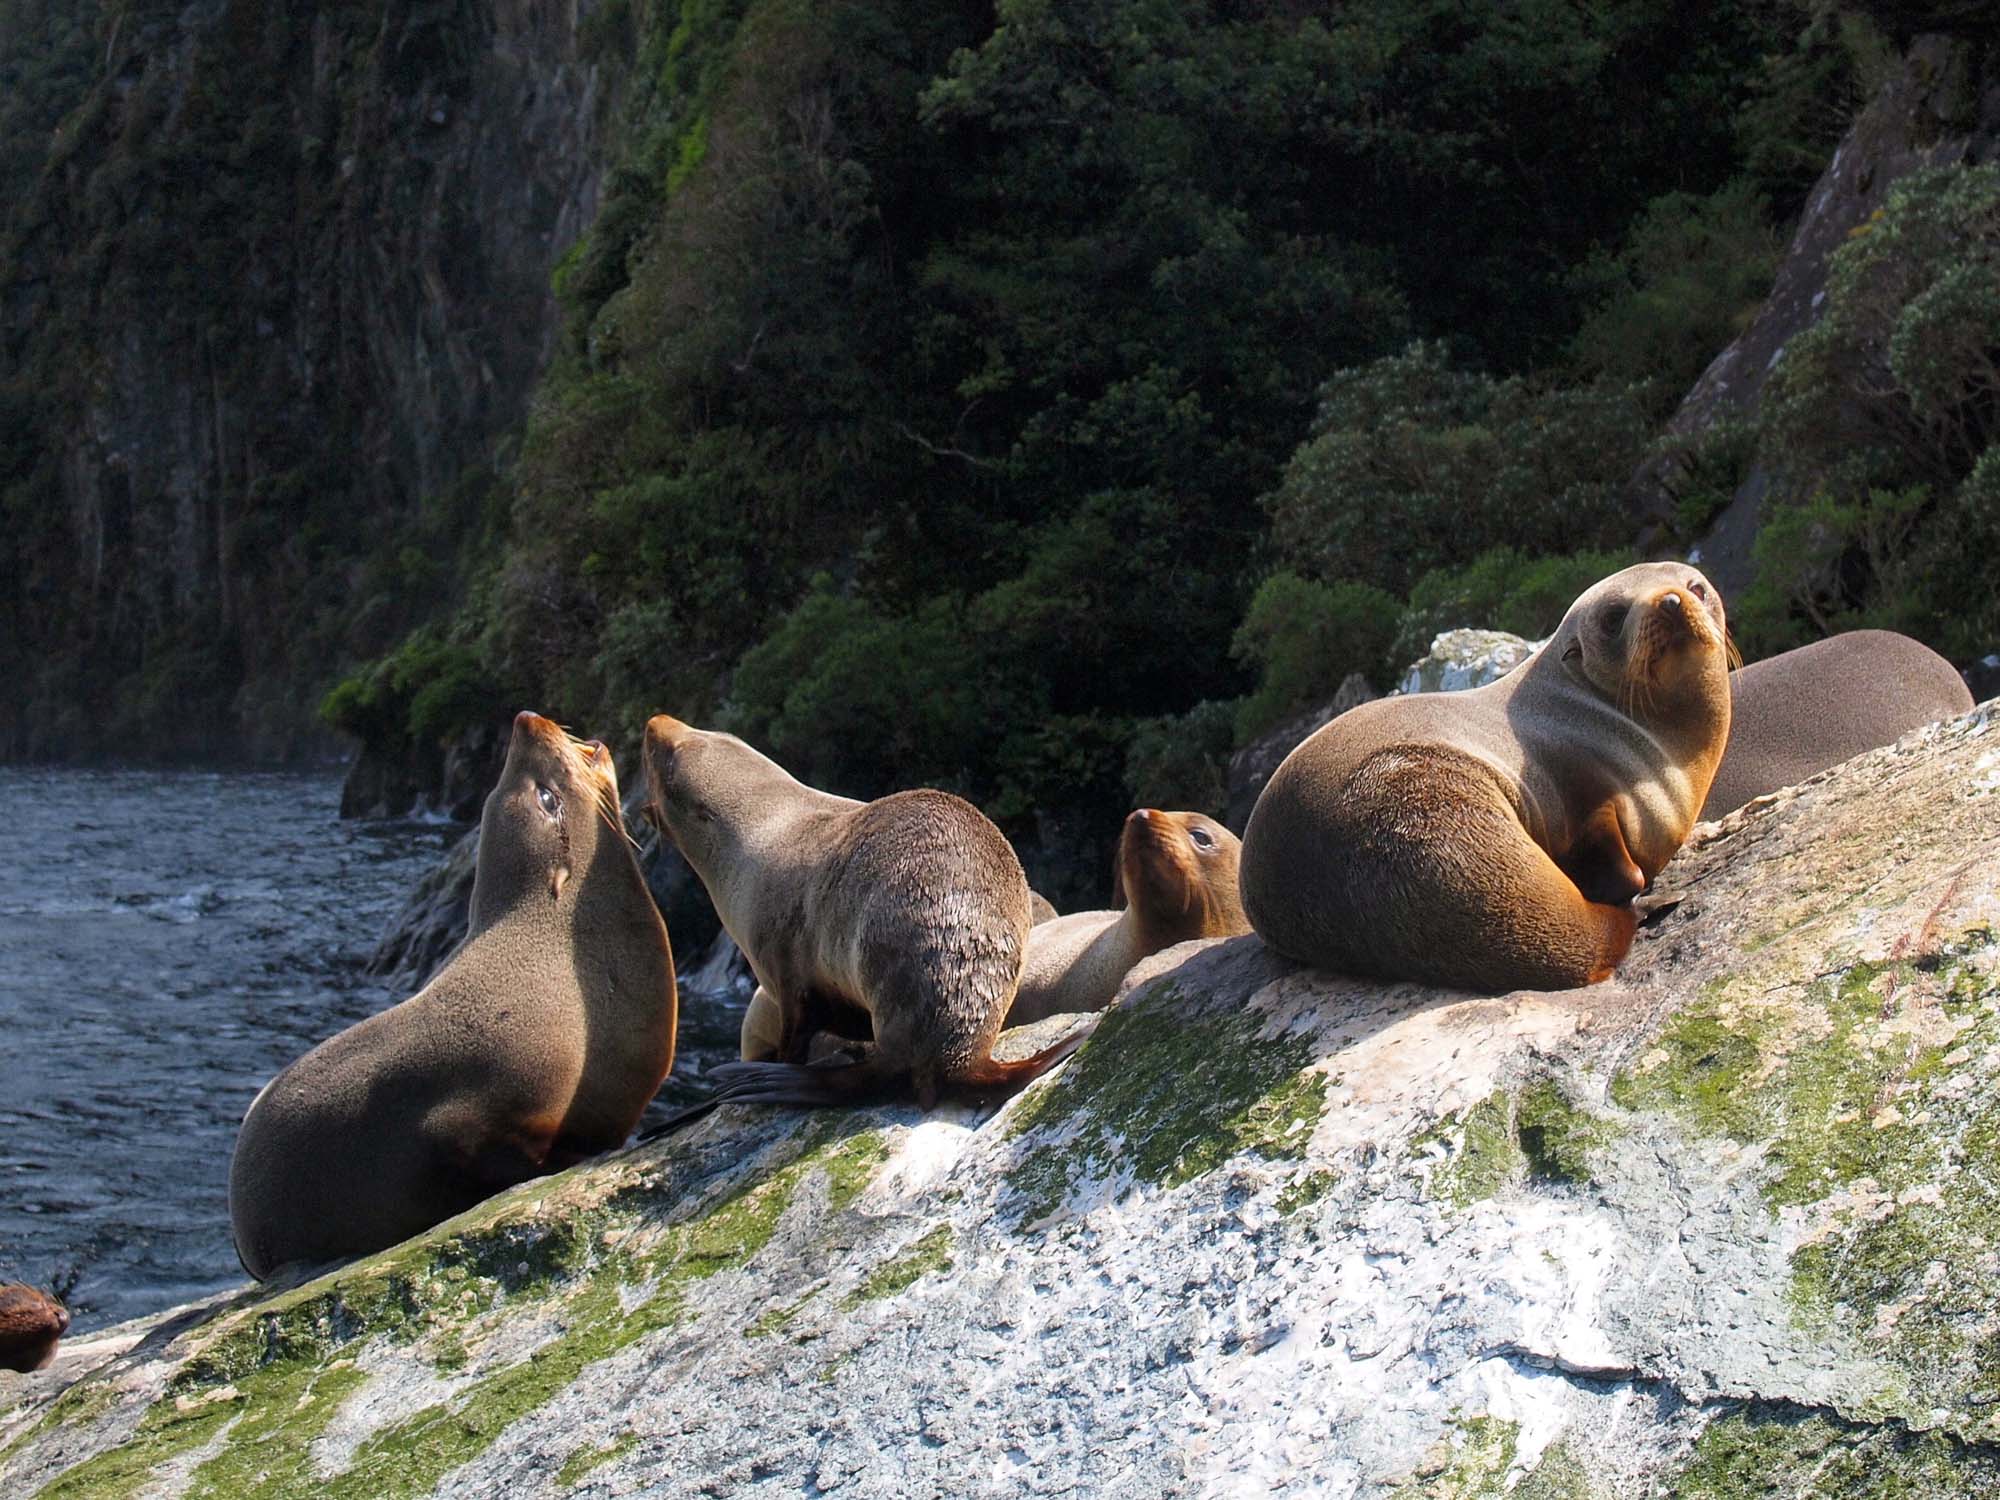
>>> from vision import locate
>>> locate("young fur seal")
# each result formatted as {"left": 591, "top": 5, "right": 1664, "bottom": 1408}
{"left": 229, "top": 713, "right": 677, "bottom": 1281}
{"left": 1006, "top": 808, "right": 1250, "bottom": 1026}
{"left": 0, "top": 1285, "right": 69, "bottom": 1372}
{"left": 1701, "top": 630, "right": 1973, "bottom": 819}
{"left": 642, "top": 715, "right": 1082, "bottom": 1108}
{"left": 1240, "top": 562, "right": 1732, "bottom": 992}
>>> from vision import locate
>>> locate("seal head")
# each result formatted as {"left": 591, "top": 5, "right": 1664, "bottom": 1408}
{"left": 0, "top": 1284, "right": 70, "bottom": 1373}
{"left": 1007, "top": 807, "right": 1252, "bottom": 1027}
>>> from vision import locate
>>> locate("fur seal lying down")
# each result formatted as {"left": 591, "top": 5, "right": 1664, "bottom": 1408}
{"left": 0, "top": 1285, "right": 69, "bottom": 1373}
{"left": 1702, "top": 630, "right": 1973, "bottom": 819}
{"left": 1240, "top": 562, "right": 1733, "bottom": 992}
{"left": 642, "top": 715, "right": 1082, "bottom": 1109}
{"left": 1006, "top": 808, "right": 1250, "bottom": 1026}
{"left": 229, "top": 713, "right": 677, "bottom": 1280}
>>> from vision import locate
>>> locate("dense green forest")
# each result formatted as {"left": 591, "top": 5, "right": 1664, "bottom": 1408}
{"left": 3, "top": 0, "right": 1997, "bottom": 894}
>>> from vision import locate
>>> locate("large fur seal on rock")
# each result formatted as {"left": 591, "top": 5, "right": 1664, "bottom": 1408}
{"left": 1006, "top": 808, "right": 1250, "bottom": 1026}
{"left": 0, "top": 1285, "right": 69, "bottom": 1372}
{"left": 229, "top": 713, "right": 678, "bottom": 1281}
{"left": 1701, "top": 630, "right": 1973, "bottom": 819}
{"left": 642, "top": 715, "right": 1082, "bottom": 1108}
{"left": 1240, "top": 562, "right": 1732, "bottom": 992}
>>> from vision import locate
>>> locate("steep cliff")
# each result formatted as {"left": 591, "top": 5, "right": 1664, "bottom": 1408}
{"left": 4, "top": 697, "right": 1994, "bottom": 1497}
{"left": 0, "top": 0, "right": 616, "bottom": 759}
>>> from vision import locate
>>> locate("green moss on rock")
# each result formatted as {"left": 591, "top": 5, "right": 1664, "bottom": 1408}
{"left": 1415, "top": 1094, "right": 1526, "bottom": 1210}
{"left": 846, "top": 1225, "right": 955, "bottom": 1306}
{"left": 557, "top": 1431, "right": 639, "bottom": 1487}
{"left": 1005, "top": 988, "right": 1327, "bottom": 1221}
{"left": 1675, "top": 1407, "right": 2000, "bottom": 1497}
{"left": 1612, "top": 934, "right": 2000, "bottom": 1423}
{"left": 1388, "top": 1415, "right": 1519, "bottom": 1498}
{"left": 1516, "top": 1082, "right": 1613, "bottom": 1187}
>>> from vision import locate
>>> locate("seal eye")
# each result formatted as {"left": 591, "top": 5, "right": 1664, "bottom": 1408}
{"left": 1599, "top": 604, "right": 1629, "bottom": 637}
{"left": 1187, "top": 826, "right": 1215, "bottom": 852}
{"left": 1687, "top": 579, "right": 1709, "bottom": 601}
{"left": 536, "top": 785, "right": 560, "bottom": 819}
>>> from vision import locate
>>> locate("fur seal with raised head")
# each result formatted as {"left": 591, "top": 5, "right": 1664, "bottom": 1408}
{"left": 229, "top": 713, "right": 677, "bottom": 1280}
{"left": 1006, "top": 808, "right": 1250, "bottom": 1026}
{"left": 1240, "top": 562, "right": 1733, "bottom": 992}
{"left": 642, "top": 715, "right": 1081, "bottom": 1107}
{"left": 0, "top": 1285, "right": 69, "bottom": 1373}
{"left": 1702, "top": 630, "right": 1972, "bottom": 819}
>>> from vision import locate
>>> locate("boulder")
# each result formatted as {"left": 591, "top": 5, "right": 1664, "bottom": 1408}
{"left": 6, "top": 702, "right": 1994, "bottom": 1495}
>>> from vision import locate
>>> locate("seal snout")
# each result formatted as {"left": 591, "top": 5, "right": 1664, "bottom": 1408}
{"left": 513, "top": 709, "right": 561, "bottom": 742}
{"left": 643, "top": 714, "right": 691, "bottom": 757}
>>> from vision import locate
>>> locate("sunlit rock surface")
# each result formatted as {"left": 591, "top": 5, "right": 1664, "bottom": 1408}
{"left": 4, "top": 703, "right": 1997, "bottom": 1498}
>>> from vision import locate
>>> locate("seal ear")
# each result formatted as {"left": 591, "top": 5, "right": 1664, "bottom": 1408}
{"left": 549, "top": 864, "right": 569, "bottom": 901}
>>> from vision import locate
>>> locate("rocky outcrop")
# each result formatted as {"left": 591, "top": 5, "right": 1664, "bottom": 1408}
{"left": 11, "top": 701, "right": 1992, "bottom": 1494}
{"left": 1225, "top": 631, "right": 1535, "bottom": 833}
{"left": 1637, "top": 32, "right": 2000, "bottom": 595}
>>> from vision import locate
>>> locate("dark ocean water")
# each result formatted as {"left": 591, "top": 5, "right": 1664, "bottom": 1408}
{"left": 0, "top": 767, "right": 453, "bottom": 1333}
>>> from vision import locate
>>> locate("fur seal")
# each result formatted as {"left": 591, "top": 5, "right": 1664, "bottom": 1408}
{"left": 642, "top": 715, "right": 1082, "bottom": 1107}
{"left": 229, "top": 713, "right": 677, "bottom": 1281}
{"left": 0, "top": 1285, "right": 69, "bottom": 1373}
{"left": 1701, "top": 630, "right": 1973, "bottom": 819}
{"left": 1240, "top": 562, "right": 1732, "bottom": 992}
{"left": 1007, "top": 808, "right": 1250, "bottom": 1026}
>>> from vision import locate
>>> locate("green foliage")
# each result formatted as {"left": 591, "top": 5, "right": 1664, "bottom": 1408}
{"left": 1230, "top": 574, "right": 1400, "bottom": 743}
{"left": 321, "top": 631, "right": 501, "bottom": 751}
{"left": 1748, "top": 162, "right": 2000, "bottom": 657}
{"left": 1391, "top": 547, "right": 1635, "bottom": 670}
{"left": 723, "top": 577, "right": 992, "bottom": 799}
{"left": 1123, "top": 700, "right": 1235, "bottom": 817}
{"left": 1266, "top": 343, "right": 1654, "bottom": 598}
{"left": 1568, "top": 181, "right": 1782, "bottom": 396}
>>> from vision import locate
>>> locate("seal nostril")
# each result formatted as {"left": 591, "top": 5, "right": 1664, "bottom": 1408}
{"left": 1659, "top": 591, "right": 1684, "bottom": 616}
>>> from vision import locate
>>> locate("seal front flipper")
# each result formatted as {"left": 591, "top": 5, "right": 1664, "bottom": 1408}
{"left": 1561, "top": 801, "right": 1648, "bottom": 906}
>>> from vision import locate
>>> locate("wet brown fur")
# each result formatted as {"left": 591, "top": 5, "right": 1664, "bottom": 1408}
{"left": 1007, "top": 809, "right": 1250, "bottom": 1026}
{"left": 1239, "top": 563, "right": 1732, "bottom": 992}
{"left": 1701, "top": 630, "right": 1972, "bottom": 819}
{"left": 644, "top": 716, "right": 1079, "bottom": 1109}
{"left": 0, "top": 1285, "right": 69, "bottom": 1373}
{"left": 228, "top": 714, "right": 678, "bottom": 1281}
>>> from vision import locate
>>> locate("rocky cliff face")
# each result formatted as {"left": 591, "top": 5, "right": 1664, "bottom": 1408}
{"left": 5, "top": 696, "right": 1994, "bottom": 1497}
{"left": 0, "top": 0, "right": 614, "bottom": 759}
{"left": 1637, "top": 30, "right": 2000, "bottom": 596}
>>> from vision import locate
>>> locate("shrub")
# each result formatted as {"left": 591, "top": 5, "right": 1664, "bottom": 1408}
{"left": 1124, "top": 700, "right": 1237, "bottom": 816}
{"left": 1229, "top": 573, "right": 1399, "bottom": 744}
{"left": 1567, "top": 181, "right": 1781, "bottom": 397}
{"left": 1265, "top": 343, "right": 1652, "bottom": 596}
{"left": 1390, "top": 547, "right": 1636, "bottom": 670}
{"left": 1751, "top": 162, "right": 2000, "bottom": 655}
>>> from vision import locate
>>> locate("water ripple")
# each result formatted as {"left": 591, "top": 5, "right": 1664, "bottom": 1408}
{"left": 0, "top": 767, "right": 450, "bottom": 1332}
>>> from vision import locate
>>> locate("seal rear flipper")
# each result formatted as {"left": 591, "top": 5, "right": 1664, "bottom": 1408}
{"left": 705, "top": 1056, "right": 904, "bottom": 1108}
{"left": 946, "top": 1025, "right": 1090, "bottom": 1101}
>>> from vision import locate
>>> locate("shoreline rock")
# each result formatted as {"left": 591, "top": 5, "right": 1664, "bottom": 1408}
{"left": 8, "top": 702, "right": 1994, "bottom": 1496}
